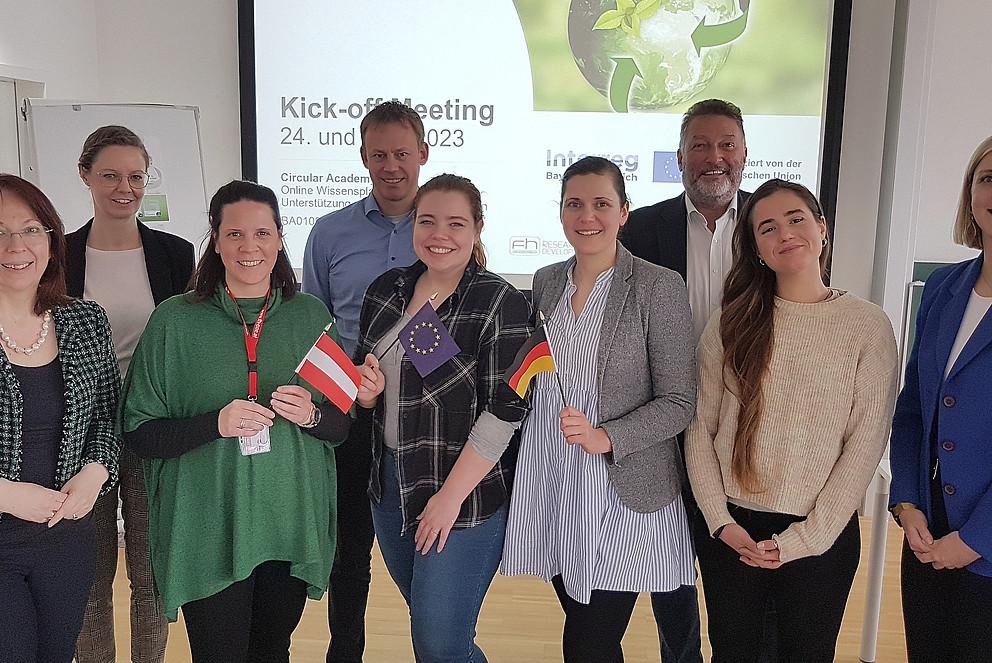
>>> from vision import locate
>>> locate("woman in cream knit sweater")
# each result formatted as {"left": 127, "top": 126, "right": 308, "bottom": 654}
{"left": 686, "top": 179, "right": 898, "bottom": 662}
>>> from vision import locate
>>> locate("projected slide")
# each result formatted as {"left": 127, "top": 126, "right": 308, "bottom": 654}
{"left": 251, "top": 0, "right": 834, "bottom": 276}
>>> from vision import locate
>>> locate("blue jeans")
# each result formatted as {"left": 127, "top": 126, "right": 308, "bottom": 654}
{"left": 372, "top": 451, "right": 506, "bottom": 663}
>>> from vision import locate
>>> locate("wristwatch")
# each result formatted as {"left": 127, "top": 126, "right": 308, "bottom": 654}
{"left": 890, "top": 502, "right": 917, "bottom": 523}
{"left": 300, "top": 404, "right": 321, "bottom": 429}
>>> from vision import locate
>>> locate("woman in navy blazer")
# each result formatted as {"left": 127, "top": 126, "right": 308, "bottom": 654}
{"left": 890, "top": 135, "right": 992, "bottom": 662}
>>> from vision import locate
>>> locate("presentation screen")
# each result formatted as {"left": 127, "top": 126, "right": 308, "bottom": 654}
{"left": 245, "top": 0, "right": 840, "bottom": 280}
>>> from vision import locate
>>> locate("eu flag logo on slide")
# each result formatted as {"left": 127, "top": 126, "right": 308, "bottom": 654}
{"left": 399, "top": 302, "right": 460, "bottom": 377}
{"left": 653, "top": 151, "right": 682, "bottom": 183}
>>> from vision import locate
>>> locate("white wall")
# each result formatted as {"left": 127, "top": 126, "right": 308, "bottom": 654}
{"left": 903, "top": 0, "right": 986, "bottom": 265}
{"left": 0, "top": 0, "right": 240, "bottom": 199}
{"left": 0, "top": 1, "right": 100, "bottom": 97}
{"left": 871, "top": 0, "right": 987, "bottom": 333}
{"left": 92, "top": 0, "right": 241, "bottom": 197}
{"left": 829, "top": 0, "right": 897, "bottom": 300}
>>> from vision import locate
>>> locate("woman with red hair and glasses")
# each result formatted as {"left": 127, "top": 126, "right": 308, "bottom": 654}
{"left": 0, "top": 174, "right": 121, "bottom": 662}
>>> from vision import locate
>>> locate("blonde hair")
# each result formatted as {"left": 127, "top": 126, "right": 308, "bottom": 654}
{"left": 953, "top": 136, "right": 992, "bottom": 250}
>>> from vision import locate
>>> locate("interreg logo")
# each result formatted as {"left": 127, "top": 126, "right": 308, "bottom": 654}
{"left": 509, "top": 236, "right": 541, "bottom": 256}
{"left": 545, "top": 150, "right": 639, "bottom": 173}
{"left": 652, "top": 151, "right": 682, "bottom": 183}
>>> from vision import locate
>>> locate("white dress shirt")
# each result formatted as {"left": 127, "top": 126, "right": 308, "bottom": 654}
{"left": 685, "top": 196, "right": 738, "bottom": 342}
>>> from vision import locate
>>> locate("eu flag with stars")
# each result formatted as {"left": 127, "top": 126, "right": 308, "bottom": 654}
{"left": 653, "top": 151, "right": 682, "bottom": 183}
{"left": 399, "top": 301, "right": 461, "bottom": 377}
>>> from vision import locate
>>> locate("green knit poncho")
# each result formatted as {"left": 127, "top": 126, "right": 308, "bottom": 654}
{"left": 122, "top": 287, "right": 343, "bottom": 620}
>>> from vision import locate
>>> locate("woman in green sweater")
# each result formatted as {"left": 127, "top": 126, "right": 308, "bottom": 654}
{"left": 686, "top": 179, "right": 898, "bottom": 662}
{"left": 121, "top": 180, "right": 350, "bottom": 662}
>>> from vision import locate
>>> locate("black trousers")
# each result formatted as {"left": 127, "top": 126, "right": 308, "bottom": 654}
{"left": 552, "top": 575, "right": 639, "bottom": 663}
{"left": 901, "top": 539, "right": 992, "bottom": 662}
{"left": 901, "top": 469, "right": 992, "bottom": 663}
{"left": 696, "top": 505, "right": 860, "bottom": 663}
{"left": 327, "top": 409, "right": 376, "bottom": 663}
{"left": 648, "top": 584, "right": 703, "bottom": 663}
{"left": 0, "top": 516, "right": 96, "bottom": 663}
{"left": 182, "top": 561, "right": 308, "bottom": 663}
{"left": 674, "top": 500, "right": 777, "bottom": 663}
{"left": 650, "top": 475, "right": 704, "bottom": 663}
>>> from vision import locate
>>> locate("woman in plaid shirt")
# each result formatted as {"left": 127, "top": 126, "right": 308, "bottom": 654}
{"left": 354, "top": 174, "right": 532, "bottom": 662}
{"left": 0, "top": 174, "right": 121, "bottom": 662}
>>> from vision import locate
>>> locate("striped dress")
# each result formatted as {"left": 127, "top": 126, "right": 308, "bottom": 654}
{"left": 501, "top": 265, "right": 696, "bottom": 604}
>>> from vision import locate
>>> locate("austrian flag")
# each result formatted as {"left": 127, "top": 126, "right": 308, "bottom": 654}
{"left": 295, "top": 331, "right": 362, "bottom": 414}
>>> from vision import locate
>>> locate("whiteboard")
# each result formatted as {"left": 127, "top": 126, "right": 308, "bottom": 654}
{"left": 21, "top": 100, "right": 208, "bottom": 248}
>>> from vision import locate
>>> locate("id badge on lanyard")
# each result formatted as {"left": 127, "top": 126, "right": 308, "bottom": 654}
{"left": 227, "top": 285, "right": 272, "bottom": 456}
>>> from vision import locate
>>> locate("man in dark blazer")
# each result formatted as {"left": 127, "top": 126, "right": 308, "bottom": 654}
{"left": 621, "top": 99, "right": 770, "bottom": 663}
{"left": 622, "top": 98, "right": 749, "bottom": 343}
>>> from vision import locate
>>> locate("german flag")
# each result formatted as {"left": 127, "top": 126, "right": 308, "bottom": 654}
{"left": 504, "top": 327, "right": 556, "bottom": 398}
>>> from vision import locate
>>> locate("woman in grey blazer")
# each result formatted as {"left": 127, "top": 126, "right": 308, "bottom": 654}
{"left": 501, "top": 157, "right": 698, "bottom": 663}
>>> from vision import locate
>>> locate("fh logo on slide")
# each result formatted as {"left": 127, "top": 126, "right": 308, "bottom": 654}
{"left": 509, "top": 237, "right": 541, "bottom": 256}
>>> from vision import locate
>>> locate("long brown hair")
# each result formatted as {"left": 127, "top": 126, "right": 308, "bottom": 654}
{"left": 721, "top": 178, "right": 831, "bottom": 491}
{"left": 0, "top": 174, "right": 71, "bottom": 314}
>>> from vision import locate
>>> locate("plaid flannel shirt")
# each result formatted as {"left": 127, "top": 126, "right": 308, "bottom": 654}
{"left": 356, "top": 260, "right": 532, "bottom": 532}
{"left": 0, "top": 300, "right": 121, "bottom": 514}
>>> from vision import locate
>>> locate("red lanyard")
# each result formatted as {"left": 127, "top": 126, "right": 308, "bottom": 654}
{"left": 225, "top": 285, "right": 271, "bottom": 401}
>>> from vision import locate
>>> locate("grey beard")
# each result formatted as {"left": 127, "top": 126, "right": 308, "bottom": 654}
{"left": 685, "top": 178, "right": 736, "bottom": 209}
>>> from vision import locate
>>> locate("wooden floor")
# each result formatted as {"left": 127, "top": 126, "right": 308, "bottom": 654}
{"left": 110, "top": 518, "right": 909, "bottom": 662}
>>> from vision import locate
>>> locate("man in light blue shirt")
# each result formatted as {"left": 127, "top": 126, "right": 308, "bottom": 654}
{"left": 304, "top": 194, "right": 420, "bottom": 357}
{"left": 303, "top": 101, "right": 427, "bottom": 663}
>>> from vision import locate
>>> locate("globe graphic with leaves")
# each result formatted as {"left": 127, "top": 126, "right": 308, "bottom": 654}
{"left": 568, "top": 0, "right": 739, "bottom": 110}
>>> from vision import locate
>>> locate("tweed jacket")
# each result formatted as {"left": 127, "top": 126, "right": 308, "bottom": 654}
{"left": 0, "top": 300, "right": 121, "bottom": 503}
{"left": 531, "top": 244, "right": 696, "bottom": 512}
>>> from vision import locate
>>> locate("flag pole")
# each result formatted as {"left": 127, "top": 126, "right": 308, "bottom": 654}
{"left": 376, "top": 336, "right": 401, "bottom": 360}
{"left": 539, "top": 310, "right": 567, "bottom": 406}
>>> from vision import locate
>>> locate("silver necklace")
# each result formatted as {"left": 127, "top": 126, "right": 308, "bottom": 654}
{"left": 0, "top": 310, "right": 51, "bottom": 355}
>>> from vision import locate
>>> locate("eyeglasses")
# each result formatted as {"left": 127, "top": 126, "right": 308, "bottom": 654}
{"left": 0, "top": 226, "right": 53, "bottom": 244}
{"left": 93, "top": 171, "right": 150, "bottom": 189}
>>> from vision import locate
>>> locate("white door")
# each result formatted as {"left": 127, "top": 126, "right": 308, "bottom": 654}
{"left": 0, "top": 78, "right": 19, "bottom": 175}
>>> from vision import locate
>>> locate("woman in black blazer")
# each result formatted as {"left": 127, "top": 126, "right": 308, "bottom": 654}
{"left": 68, "top": 126, "right": 194, "bottom": 663}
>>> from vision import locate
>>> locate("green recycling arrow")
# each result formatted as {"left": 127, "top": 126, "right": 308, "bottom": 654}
{"left": 608, "top": 57, "right": 643, "bottom": 113}
{"left": 691, "top": 0, "right": 751, "bottom": 56}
